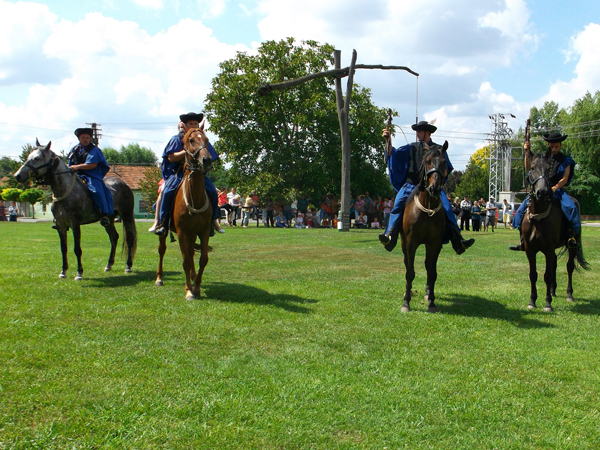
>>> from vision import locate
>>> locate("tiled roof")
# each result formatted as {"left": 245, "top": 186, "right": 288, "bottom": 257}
{"left": 105, "top": 165, "right": 156, "bottom": 190}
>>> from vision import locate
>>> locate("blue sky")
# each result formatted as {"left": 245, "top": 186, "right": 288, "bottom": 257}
{"left": 1, "top": 0, "right": 599, "bottom": 168}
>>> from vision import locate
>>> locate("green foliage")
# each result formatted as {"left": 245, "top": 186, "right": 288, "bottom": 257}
{"left": 444, "top": 170, "right": 462, "bottom": 197}
{"left": 204, "top": 38, "right": 391, "bottom": 201}
{"left": 103, "top": 143, "right": 158, "bottom": 165}
{"left": 1, "top": 188, "right": 23, "bottom": 202}
{"left": 0, "top": 157, "right": 19, "bottom": 178}
{"left": 456, "top": 147, "right": 489, "bottom": 200}
{"left": 138, "top": 165, "right": 162, "bottom": 207}
{"left": 19, "top": 188, "right": 44, "bottom": 218}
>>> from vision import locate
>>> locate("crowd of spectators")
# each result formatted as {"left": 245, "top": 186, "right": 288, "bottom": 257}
{"left": 214, "top": 189, "right": 394, "bottom": 230}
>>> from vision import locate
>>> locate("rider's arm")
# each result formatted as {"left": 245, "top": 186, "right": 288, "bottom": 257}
{"left": 553, "top": 165, "right": 571, "bottom": 192}
{"left": 168, "top": 150, "right": 186, "bottom": 162}
{"left": 382, "top": 129, "right": 393, "bottom": 161}
{"left": 524, "top": 141, "right": 532, "bottom": 170}
{"left": 70, "top": 162, "right": 98, "bottom": 171}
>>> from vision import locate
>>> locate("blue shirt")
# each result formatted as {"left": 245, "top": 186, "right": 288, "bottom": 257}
{"left": 67, "top": 144, "right": 110, "bottom": 180}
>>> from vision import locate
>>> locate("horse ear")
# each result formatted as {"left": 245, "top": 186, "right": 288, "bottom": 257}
{"left": 442, "top": 141, "right": 449, "bottom": 153}
{"left": 36, "top": 138, "right": 41, "bottom": 147}
{"left": 199, "top": 119, "right": 205, "bottom": 131}
{"left": 46, "top": 141, "right": 52, "bottom": 150}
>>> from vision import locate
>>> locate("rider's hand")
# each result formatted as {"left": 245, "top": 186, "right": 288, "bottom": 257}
{"left": 382, "top": 129, "right": 390, "bottom": 140}
{"left": 524, "top": 141, "right": 531, "bottom": 151}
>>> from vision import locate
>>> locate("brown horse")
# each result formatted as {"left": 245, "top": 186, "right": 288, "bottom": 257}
{"left": 400, "top": 142, "right": 449, "bottom": 313}
{"left": 155, "top": 126, "right": 213, "bottom": 300}
{"left": 522, "top": 148, "right": 589, "bottom": 311}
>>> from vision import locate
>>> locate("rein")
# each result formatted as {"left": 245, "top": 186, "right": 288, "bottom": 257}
{"left": 526, "top": 203, "right": 552, "bottom": 221}
{"left": 181, "top": 130, "right": 210, "bottom": 214}
{"left": 182, "top": 172, "right": 210, "bottom": 214}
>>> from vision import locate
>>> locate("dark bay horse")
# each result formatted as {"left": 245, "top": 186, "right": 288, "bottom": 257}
{"left": 155, "top": 127, "right": 213, "bottom": 300}
{"left": 400, "top": 142, "right": 449, "bottom": 313}
{"left": 522, "top": 149, "right": 590, "bottom": 311}
{"left": 14, "top": 141, "right": 137, "bottom": 280}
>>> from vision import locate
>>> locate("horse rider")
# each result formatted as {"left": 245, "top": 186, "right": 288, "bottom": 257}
{"left": 154, "top": 112, "right": 223, "bottom": 237}
{"left": 67, "top": 127, "right": 113, "bottom": 226}
{"left": 378, "top": 120, "right": 475, "bottom": 254}
{"left": 510, "top": 132, "right": 580, "bottom": 250}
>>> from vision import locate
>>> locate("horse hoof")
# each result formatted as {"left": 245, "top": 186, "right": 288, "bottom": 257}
{"left": 58, "top": 273, "right": 66, "bottom": 279}
{"left": 566, "top": 296, "right": 574, "bottom": 303}
{"left": 124, "top": 268, "right": 132, "bottom": 274}
{"left": 74, "top": 275, "right": 83, "bottom": 281}
{"left": 543, "top": 306, "right": 554, "bottom": 312}
{"left": 104, "top": 266, "right": 112, "bottom": 272}
{"left": 527, "top": 304, "right": 536, "bottom": 310}
{"left": 427, "top": 306, "right": 438, "bottom": 313}
{"left": 186, "top": 293, "right": 196, "bottom": 301}
{"left": 401, "top": 306, "right": 411, "bottom": 313}
{"left": 155, "top": 280, "right": 163, "bottom": 287}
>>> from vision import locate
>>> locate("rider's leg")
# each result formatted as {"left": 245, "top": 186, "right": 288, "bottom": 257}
{"left": 379, "top": 184, "right": 414, "bottom": 251}
{"left": 149, "top": 190, "right": 163, "bottom": 232}
{"left": 441, "top": 192, "right": 474, "bottom": 254}
{"left": 556, "top": 189, "right": 581, "bottom": 248}
{"left": 509, "top": 195, "right": 529, "bottom": 250}
{"left": 205, "top": 176, "right": 224, "bottom": 234}
{"left": 155, "top": 176, "right": 181, "bottom": 236}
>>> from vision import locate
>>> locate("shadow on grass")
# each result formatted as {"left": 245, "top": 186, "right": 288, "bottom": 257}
{"left": 569, "top": 298, "right": 600, "bottom": 315}
{"left": 85, "top": 270, "right": 179, "bottom": 287}
{"left": 440, "top": 293, "right": 555, "bottom": 329}
{"left": 204, "top": 282, "right": 317, "bottom": 314}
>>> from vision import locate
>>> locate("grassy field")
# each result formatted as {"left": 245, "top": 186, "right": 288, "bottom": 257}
{"left": 1, "top": 221, "right": 600, "bottom": 449}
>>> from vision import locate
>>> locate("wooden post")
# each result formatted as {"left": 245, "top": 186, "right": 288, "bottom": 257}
{"left": 334, "top": 50, "right": 357, "bottom": 231}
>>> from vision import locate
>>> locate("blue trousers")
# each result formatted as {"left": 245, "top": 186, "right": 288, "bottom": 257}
{"left": 79, "top": 174, "right": 114, "bottom": 216}
{"left": 385, "top": 183, "right": 457, "bottom": 244}
{"left": 512, "top": 189, "right": 580, "bottom": 234}
{"left": 158, "top": 173, "right": 219, "bottom": 226}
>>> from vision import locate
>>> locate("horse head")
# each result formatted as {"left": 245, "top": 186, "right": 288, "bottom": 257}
{"left": 14, "top": 140, "right": 57, "bottom": 183}
{"left": 419, "top": 140, "right": 449, "bottom": 198}
{"left": 528, "top": 153, "right": 552, "bottom": 203}
{"left": 183, "top": 125, "right": 213, "bottom": 174}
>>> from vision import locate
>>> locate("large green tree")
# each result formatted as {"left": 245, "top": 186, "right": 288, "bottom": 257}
{"left": 103, "top": 143, "right": 158, "bottom": 165}
{"left": 456, "top": 147, "right": 489, "bottom": 200}
{"left": 204, "top": 38, "right": 392, "bottom": 201}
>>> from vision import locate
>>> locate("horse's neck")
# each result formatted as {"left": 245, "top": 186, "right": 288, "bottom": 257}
{"left": 185, "top": 170, "right": 206, "bottom": 201}
{"left": 49, "top": 158, "right": 76, "bottom": 196}
{"left": 416, "top": 189, "right": 440, "bottom": 208}
{"left": 529, "top": 195, "right": 550, "bottom": 214}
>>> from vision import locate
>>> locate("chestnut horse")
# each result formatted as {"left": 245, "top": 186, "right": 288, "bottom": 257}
{"left": 155, "top": 127, "right": 213, "bottom": 300}
{"left": 400, "top": 142, "right": 449, "bottom": 313}
{"left": 522, "top": 148, "right": 589, "bottom": 311}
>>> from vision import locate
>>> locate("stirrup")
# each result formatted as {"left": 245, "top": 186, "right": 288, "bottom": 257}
{"left": 509, "top": 243, "right": 524, "bottom": 251}
{"left": 100, "top": 217, "right": 110, "bottom": 227}
{"left": 378, "top": 233, "right": 391, "bottom": 245}
{"left": 567, "top": 237, "right": 580, "bottom": 249}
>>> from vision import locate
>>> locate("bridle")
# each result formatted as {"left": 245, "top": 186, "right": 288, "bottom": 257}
{"left": 182, "top": 129, "right": 211, "bottom": 214}
{"left": 416, "top": 154, "right": 445, "bottom": 216}
{"left": 22, "top": 150, "right": 78, "bottom": 201}
{"left": 525, "top": 158, "right": 553, "bottom": 220}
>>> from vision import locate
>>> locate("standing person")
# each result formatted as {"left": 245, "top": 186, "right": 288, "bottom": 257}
{"left": 229, "top": 192, "right": 241, "bottom": 226}
{"left": 242, "top": 192, "right": 256, "bottom": 227}
{"left": 362, "top": 192, "right": 374, "bottom": 227}
{"left": 484, "top": 197, "right": 497, "bottom": 232}
{"left": 265, "top": 197, "right": 274, "bottom": 227}
{"left": 383, "top": 196, "right": 392, "bottom": 229}
{"left": 452, "top": 196, "right": 460, "bottom": 223}
{"left": 502, "top": 199, "right": 511, "bottom": 229}
{"left": 510, "top": 132, "right": 580, "bottom": 250}
{"left": 218, "top": 186, "right": 232, "bottom": 226}
{"left": 471, "top": 201, "right": 481, "bottom": 232}
{"left": 154, "top": 112, "right": 223, "bottom": 236}
{"left": 67, "top": 127, "right": 113, "bottom": 226}
{"left": 379, "top": 121, "right": 474, "bottom": 254}
{"left": 9, "top": 202, "right": 19, "bottom": 221}
{"left": 460, "top": 195, "right": 472, "bottom": 231}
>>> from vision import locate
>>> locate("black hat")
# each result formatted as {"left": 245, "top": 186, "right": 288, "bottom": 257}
{"left": 74, "top": 128, "right": 93, "bottom": 138}
{"left": 179, "top": 112, "right": 204, "bottom": 123}
{"left": 411, "top": 121, "right": 437, "bottom": 133}
{"left": 542, "top": 132, "right": 567, "bottom": 143}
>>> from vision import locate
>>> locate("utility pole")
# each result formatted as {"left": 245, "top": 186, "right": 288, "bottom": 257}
{"left": 86, "top": 122, "right": 102, "bottom": 146}
{"left": 487, "top": 113, "right": 514, "bottom": 201}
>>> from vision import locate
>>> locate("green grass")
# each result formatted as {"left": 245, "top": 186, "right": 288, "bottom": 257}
{"left": 1, "top": 221, "right": 600, "bottom": 449}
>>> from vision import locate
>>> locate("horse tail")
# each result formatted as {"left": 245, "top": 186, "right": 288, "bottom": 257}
{"left": 121, "top": 211, "right": 138, "bottom": 263}
{"left": 575, "top": 238, "right": 591, "bottom": 271}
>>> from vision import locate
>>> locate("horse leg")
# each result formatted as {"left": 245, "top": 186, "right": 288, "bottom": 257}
{"left": 543, "top": 251, "right": 557, "bottom": 312}
{"left": 192, "top": 231, "right": 210, "bottom": 298}
{"left": 72, "top": 224, "right": 84, "bottom": 281}
{"left": 178, "top": 233, "right": 196, "bottom": 300}
{"left": 121, "top": 212, "right": 137, "bottom": 273}
{"left": 155, "top": 234, "right": 167, "bottom": 286}
{"left": 401, "top": 240, "right": 416, "bottom": 313}
{"left": 57, "top": 227, "right": 69, "bottom": 279}
{"left": 566, "top": 248, "right": 576, "bottom": 302}
{"left": 103, "top": 220, "right": 119, "bottom": 272}
{"left": 424, "top": 244, "right": 442, "bottom": 313}
{"left": 527, "top": 251, "right": 538, "bottom": 309}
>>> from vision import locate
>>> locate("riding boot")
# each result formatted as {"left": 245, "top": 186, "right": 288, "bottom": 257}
{"left": 567, "top": 231, "right": 581, "bottom": 249}
{"left": 379, "top": 227, "right": 399, "bottom": 252}
{"left": 450, "top": 227, "right": 475, "bottom": 255}
{"left": 509, "top": 232, "right": 525, "bottom": 251}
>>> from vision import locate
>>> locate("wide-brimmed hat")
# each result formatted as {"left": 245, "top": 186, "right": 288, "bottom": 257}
{"left": 179, "top": 112, "right": 204, "bottom": 123}
{"left": 74, "top": 128, "right": 93, "bottom": 138}
{"left": 542, "top": 132, "right": 567, "bottom": 143}
{"left": 411, "top": 121, "right": 437, "bottom": 133}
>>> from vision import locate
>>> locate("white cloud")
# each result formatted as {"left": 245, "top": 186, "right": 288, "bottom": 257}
{"left": 131, "top": 0, "right": 164, "bottom": 9}
{"left": 541, "top": 23, "right": 600, "bottom": 107}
